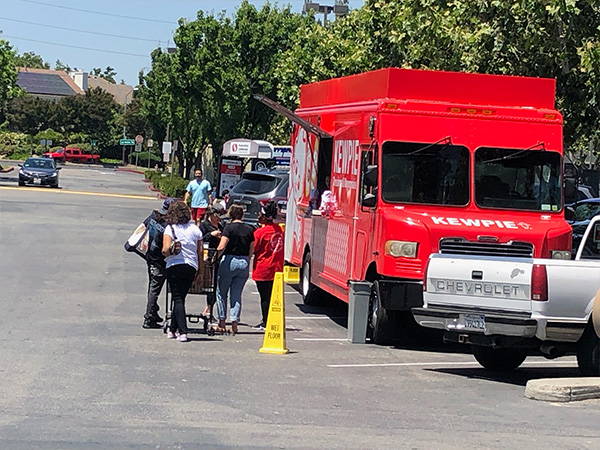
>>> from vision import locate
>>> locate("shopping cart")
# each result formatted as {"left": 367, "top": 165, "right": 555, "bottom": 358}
{"left": 163, "top": 247, "right": 217, "bottom": 335}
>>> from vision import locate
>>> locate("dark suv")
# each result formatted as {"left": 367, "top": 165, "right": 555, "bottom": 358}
{"left": 228, "top": 170, "right": 289, "bottom": 226}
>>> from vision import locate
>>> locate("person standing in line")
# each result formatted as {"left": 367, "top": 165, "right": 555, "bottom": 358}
{"left": 199, "top": 207, "right": 223, "bottom": 320}
{"left": 184, "top": 168, "right": 212, "bottom": 224}
{"left": 142, "top": 197, "right": 176, "bottom": 329}
{"left": 161, "top": 200, "right": 203, "bottom": 343}
{"left": 251, "top": 201, "right": 284, "bottom": 330}
{"left": 214, "top": 205, "right": 255, "bottom": 335}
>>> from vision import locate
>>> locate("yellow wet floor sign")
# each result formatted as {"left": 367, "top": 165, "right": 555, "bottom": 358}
{"left": 259, "top": 272, "right": 289, "bottom": 355}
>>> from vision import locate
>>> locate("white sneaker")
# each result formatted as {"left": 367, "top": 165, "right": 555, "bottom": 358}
{"left": 177, "top": 334, "right": 188, "bottom": 342}
{"left": 166, "top": 331, "right": 176, "bottom": 339}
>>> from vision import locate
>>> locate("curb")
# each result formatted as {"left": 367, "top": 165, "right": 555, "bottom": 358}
{"left": 525, "top": 378, "right": 600, "bottom": 402}
{"left": 117, "top": 167, "right": 145, "bottom": 175}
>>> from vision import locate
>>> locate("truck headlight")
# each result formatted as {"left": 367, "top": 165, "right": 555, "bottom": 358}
{"left": 385, "top": 240, "right": 418, "bottom": 258}
{"left": 551, "top": 250, "right": 571, "bottom": 260}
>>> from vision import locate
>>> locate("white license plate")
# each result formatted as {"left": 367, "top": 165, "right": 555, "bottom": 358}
{"left": 460, "top": 314, "right": 485, "bottom": 331}
{"left": 36, "top": 178, "right": 42, "bottom": 185}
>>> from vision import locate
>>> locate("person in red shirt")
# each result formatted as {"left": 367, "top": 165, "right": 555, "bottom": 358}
{"left": 252, "top": 201, "right": 284, "bottom": 329}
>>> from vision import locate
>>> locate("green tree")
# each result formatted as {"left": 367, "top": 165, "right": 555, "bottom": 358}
{"left": 91, "top": 66, "right": 117, "bottom": 83}
{"left": 0, "top": 40, "right": 20, "bottom": 121}
{"left": 54, "top": 59, "right": 74, "bottom": 72}
{"left": 5, "top": 96, "right": 52, "bottom": 135}
{"left": 14, "top": 51, "right": 49, "bottom": 69}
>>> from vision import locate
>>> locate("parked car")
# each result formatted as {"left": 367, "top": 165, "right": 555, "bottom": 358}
{"left": 228, "top": 170, "right": 289, "bottom": 226}
{"left": 567, "top": 198, "right": 600, "bottom": 254}
{"left": 43, "top": 147, "right": 100, "bottom": 164}
{"left": 18, "top": 157, "right": 61, "bottom": 187}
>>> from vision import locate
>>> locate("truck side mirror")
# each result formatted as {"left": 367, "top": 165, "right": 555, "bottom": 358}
{"left": 362, "top": 193, "right": 376, "bottom": 208}
{"left": 364, "top": 165, "right": 378, "bottom": 187}
{"left": 565, "top": 206, "right": 575, "bottom": 221}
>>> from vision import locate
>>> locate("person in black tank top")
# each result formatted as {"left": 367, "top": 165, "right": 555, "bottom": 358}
{"left": 214, "top": 205, "right": 255, "bottom": 334}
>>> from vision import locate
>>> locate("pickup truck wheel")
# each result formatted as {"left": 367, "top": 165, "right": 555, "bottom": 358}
{"left": 576, "top": 325, "right": 600, "bottom": 376}
{"left": 472, "top": 346, "right": 527, "bottom": 371}
{"left": 301, "top": 253, "right": 321, "bottom": 306}
{"left": 368, "top": 281, "right": 396, "bottom": 345}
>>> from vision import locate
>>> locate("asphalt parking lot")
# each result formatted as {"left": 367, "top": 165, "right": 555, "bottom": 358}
{"left": 1, "top": 163, "right": 600, "bottom": 449}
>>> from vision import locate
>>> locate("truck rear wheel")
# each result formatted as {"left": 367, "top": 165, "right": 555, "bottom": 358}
{"left": 368, "top": 281, "right": 396, "bottom": 345}
{"left": 576, "top": 325, "right": 600, "bottom": 376}
{"left": 301, "top": 253, "right": 321, "bottom": 306}
{"left": 472, "top": 346, "right": 527, "bottom": 371}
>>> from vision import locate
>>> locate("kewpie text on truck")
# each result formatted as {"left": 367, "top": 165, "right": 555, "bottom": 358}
{"left": 255, "top": 68, "right": 571, "bottom": 344}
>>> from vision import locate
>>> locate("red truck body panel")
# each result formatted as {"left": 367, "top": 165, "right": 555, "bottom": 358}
{"left": 286, "top": 68, "right": 570, "bottom": 304}
{"left": 43, "top": 147, "right": 100, "bottom": 163}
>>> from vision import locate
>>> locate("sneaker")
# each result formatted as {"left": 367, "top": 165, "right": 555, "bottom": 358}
{"left": 177, "top": 334, "right": 189, "bottom": 342}
{"left": 253, "top": 323, "right": 265, "bottom": 330}
{"left": 166, "top": 331, "right": 176, "bottom": 339}
{"left": 143, "top": 319, "right": 162, "bottom": 329}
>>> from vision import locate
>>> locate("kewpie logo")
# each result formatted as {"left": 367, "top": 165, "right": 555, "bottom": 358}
{"left": 431, "top": 217, "right": 532, "bottom": 230}
{"left": 333, "top": 140, "right": 359, "bottom": 178}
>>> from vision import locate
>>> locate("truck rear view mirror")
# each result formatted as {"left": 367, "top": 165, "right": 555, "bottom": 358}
{"left": 364, "top": 165, "right": 378, "bottom": 187}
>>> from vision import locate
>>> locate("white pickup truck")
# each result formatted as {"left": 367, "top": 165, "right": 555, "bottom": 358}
{"left": 412, "top": 216, "right": 600, "bottom": 375}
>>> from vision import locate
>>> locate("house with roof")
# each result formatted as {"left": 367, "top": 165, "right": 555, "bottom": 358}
{"left": 69, "top": 71, "right": 134, "bottom": 106}
{"left": 16, "top": 68, "right": 84, "bottom": 100}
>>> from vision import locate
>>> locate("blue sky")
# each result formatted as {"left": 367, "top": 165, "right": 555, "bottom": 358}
{"left": 1, "top": 0, "right": 364, "bottom": 85}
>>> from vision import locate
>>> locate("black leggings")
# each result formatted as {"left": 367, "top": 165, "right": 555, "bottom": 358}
{"left": 256, "top": 280, "right": 274, "bottom": 325}
{"left": 166, "top": 264, "right": 196, "bottom": 333}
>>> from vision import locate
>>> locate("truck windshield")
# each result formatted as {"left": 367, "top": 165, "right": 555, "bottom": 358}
{"left": 475, "top": 147, "right": 561, "bottom": 212}
{"left": 381, "top": 141, "right": 469, "bottom": 205}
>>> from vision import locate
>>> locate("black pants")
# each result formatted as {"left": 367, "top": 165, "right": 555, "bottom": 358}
{"left": 256, "top": 280, "right": 274, "bottom": 325}
{"left": 166, "top": 264, "right": 196, "bottom": 333}
{"left": 145, "top": 263, "right": 166, "bottom": 320}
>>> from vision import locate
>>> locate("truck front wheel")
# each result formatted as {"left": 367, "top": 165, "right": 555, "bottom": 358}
{"left": 368, "top": 281, "right": 396, "bottom": 345}
{"left": 576, "top": 325, "right": 600, "bottom": 376}
{"left": 472, "top": 346, "right": 527, "bottom": 371}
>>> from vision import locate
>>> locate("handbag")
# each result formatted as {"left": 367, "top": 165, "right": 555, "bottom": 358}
{"left": 124, "top": 222, "right": 150, "bottom": 258}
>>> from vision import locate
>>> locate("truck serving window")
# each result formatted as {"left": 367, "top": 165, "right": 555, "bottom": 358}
{"left": 381, "top": 141, "right": 469, "bottom": 205}
{"left": 475, "top": 147, "right": 561, "bottom": 212}
{"left": 232, "top": 173, "right": 279, "bottom": 195}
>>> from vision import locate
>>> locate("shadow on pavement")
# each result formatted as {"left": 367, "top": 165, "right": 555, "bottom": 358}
{"left": 427, "top": 366, "right": 580, "bottom": 387}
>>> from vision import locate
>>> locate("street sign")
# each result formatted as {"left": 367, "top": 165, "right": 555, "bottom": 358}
{"left": 135, "top": 135, "right": 144, "bottom": 144}
{"left": 135, "top": 143, "right": 142, "bottom": 152}
{"left": 163, "top": 152, "right": 170, "bottom": 162}
{"left": 120, "top": 139, "right": 135, "bottom": 146}
{"left": 162, "top": 142, "right": 172, "bottom": 154}
{"left": 40, "top": 139, "right": 52, "bottom": 147}
{"left": 147, "top": 139, "right": 154, "bottom": 148}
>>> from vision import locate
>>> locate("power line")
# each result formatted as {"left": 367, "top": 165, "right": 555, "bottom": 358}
{"left": 0, "top": 17, "right": 163, "bottom": 43}
{"left": 16, "top": 0, "right": 177, "bottom": 25}
{"left": 1, "top": 34, "right": 151, "bottom": 58}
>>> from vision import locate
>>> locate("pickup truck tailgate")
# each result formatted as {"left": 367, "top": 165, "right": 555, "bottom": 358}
{"left": 425, "top": 254, "right": 532, "bottom": 312}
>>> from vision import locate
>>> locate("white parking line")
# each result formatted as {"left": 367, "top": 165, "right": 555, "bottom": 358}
{"left": 287, "top": 316, "right": 346, "bottom": 320}
{"left": 327, "top": 360, "right": 578, "bottom": 368}
{"left": 294, "top": 338, "right": 348, "bottom": 341}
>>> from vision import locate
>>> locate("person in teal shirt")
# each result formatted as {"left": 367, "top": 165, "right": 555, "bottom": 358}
{"left": 184, "top": 168, "right": 212, "bottom": 224}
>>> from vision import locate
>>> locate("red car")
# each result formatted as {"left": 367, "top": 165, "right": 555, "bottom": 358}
{"left": 43, "top": 147, "right": 100, "bottom": 164}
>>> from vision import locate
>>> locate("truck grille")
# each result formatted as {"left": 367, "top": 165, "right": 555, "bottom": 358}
{"left": 439, "top": 238, "right": 534, "bottom": 258}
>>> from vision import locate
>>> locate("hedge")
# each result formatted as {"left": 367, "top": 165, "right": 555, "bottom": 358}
{"left": 144, "top": 170, "right": 188, "bottom": 198}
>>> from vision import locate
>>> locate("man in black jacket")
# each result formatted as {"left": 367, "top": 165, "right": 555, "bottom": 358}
{"left": 142, "top": 198, "right": 176, "bottom": 329}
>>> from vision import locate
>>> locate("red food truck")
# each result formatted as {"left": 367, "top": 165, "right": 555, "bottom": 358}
{"left": 257, "top": 68, "right": 571, "bottom": 343}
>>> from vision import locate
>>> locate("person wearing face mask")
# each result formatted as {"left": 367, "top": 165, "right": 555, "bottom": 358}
{"left": 184, "top": 168, "right": 212, "bottom": 224}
